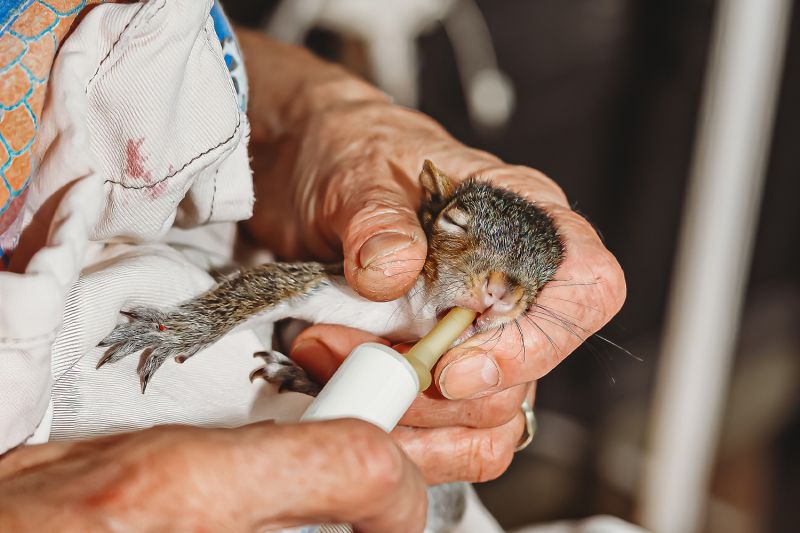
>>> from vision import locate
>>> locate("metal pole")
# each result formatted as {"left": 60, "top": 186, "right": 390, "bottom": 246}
{"left": 638, "top": 1, "right": 792, "bottom": 532}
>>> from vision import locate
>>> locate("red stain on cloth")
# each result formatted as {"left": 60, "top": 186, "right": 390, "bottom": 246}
{"left": 124, "top": 137, "right": 166, "bottom": 200}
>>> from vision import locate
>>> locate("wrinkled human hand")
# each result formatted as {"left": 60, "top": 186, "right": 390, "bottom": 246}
{"left": 238, "top": 28, "right": 625, "bottom": 482}
{"left": 246, "top": 94, "right": 625, "bottom": 399}
{"left": 290, "top": 325, "right": 530, "bottom": 486}
{"left": 0, "top": 421, "right": 426, "bottom": 533}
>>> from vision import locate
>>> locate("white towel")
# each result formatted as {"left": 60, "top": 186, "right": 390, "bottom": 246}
{"left": 0, "top": 0, "right": 311, "bottom": 453}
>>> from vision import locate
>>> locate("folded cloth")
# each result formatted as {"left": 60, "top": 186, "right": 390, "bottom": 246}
{"left": 0, "top": 0, "right": 271, "bottom": 453}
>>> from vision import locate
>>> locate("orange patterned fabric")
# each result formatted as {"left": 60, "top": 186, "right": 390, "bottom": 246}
{"left": 0, "top": 0, "right": 102, "bottom": 268}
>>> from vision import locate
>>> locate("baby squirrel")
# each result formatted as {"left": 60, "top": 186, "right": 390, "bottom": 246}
{"left": 98, "top": 160, "right": 564, "bottom": 393}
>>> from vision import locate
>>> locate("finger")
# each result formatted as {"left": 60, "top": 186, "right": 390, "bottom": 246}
{"left": 436, "top": 204, "right": 626, "bottom": 399}
{"left": 335, "top": 180, "right": 428, "bottom": 302}
{"left": 290, "top": 324, "right": 390, "bottom": 381}
{"left": 467, "top": 163, "right": 570, "bottom": 207}
{"left": 0, "top": 440, "right": 79, "bottom": 480}
{"left": 393, "top": 410, "right": 526, "bottom": 485}
{"left": 400, "top": 383, "right": 526, "bottom": 429}
{"left": 292, "top": 327, "right": 526, "bottom": 429}
{"left": 229, "top": 419, "right": 427, "bottom": 532}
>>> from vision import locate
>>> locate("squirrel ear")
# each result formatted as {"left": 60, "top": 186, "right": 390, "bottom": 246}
{"left": 420, "top": 160, "right": 455, "bottom": 205}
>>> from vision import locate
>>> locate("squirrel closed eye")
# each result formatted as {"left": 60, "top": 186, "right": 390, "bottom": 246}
{"left": 98, "top": 160, "right": 564, "bottom": 393}
{"left": 419, "top": 160, "right": 564, "bottom": 332}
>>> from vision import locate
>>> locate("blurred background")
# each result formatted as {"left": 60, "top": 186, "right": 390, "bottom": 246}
{"left": 226, "top": 1, "right": 800, "bottom": 532}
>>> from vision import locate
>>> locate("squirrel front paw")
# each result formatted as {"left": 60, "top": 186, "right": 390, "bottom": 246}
{"left": 250, "top": 351, "right": 321, "bottom": 397}
{"left": 98, "top": 308, "right": 206, "bottom": 393}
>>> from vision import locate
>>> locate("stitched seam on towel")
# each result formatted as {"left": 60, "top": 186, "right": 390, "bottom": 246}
{"left": 105, "top": 15, "right": 244, "bottom": 191}
{"left": 207, "top": 167, "right": 219, "bottom": 222}
{"left": 86, "top": 0, "right": 167, "bottom": 90}
{"left": 104, "top": 115, "right": 241, "bottom": 189}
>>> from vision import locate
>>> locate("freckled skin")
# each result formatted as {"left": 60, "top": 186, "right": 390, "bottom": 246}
{"left": 98, "top": 161, "right": 564, "bottom": 392}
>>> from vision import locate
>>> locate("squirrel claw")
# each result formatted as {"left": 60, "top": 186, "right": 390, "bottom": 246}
{"left": 97, "top": 345, "right": 120, "bottom": 369}
{"left": 249, "top": 366, "right": 267, "bottom": 382}
{"left": 138, "top": 347, "right": 171, "bottom": 393}
{"left": 97, "top": 306, "right": 206, "bottom": 393}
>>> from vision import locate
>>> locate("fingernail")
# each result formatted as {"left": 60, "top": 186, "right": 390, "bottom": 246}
{"left": 439, "top": 355, "right": 500, "bottom": 400}
{"left": 359, "top": 232, "right": 413, "bottom": 268}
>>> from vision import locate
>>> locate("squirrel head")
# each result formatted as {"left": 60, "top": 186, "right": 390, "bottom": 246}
{"left": 418, "top": 160, "right": 564, "bottom": 331}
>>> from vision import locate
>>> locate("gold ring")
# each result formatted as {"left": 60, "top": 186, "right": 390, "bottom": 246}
{"left": 515, "top": 400, "right": 536, "bottom": 452}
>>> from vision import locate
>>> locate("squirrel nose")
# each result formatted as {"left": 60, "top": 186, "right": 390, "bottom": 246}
{"left": 478, "top": 272, "right": 522, "bottom": 314}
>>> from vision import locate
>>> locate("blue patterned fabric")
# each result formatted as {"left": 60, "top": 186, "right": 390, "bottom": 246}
{"left": 210, "top": 1, "right": 247, "bottom": 111}
{"left": 0, "top": 0, "right": 33, "bottom": 33}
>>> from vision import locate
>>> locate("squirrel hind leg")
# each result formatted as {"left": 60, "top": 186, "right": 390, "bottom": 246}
{"left": 250, "top": 351, "right": 321, "bottom": 397}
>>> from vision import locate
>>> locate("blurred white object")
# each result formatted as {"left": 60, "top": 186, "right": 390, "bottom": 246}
{"left": 306, "top": 478, "right": 503, "bottom": 533}
{"left": 264, "top": 0, "right": 515, "bottom": 130}
{"left": 453, "top": 484, "right": 505, "bottom": 533}
{"left": 639, "top": 1, "right": 792, "bottom": 533}
{"left": 513, "top": 515, "right": 649, "bottom": 533}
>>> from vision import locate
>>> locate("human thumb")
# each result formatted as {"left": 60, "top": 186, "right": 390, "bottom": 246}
{"left": 338, "top": 185, "right": 427, "bottom": 301}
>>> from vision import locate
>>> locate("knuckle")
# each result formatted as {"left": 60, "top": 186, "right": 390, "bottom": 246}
{"left": 595, "top": 249, "right": 627, "bottom": 316}
{"left": 337, "top": 420, "right": 408, "bottom": 496}
{"left": 349, "top": 195, "right": 416, "bottom": 232}
{"left": 488, "top": 167, "right": 570, "bottom": 207}
{"left": 529, "top": 170, "right": 568, "bottom": 206}
{"left": 467, "top": 432, "right": 515, "bottom": 483}
{"left": 608, "top": 256, "right": 627, "bottom": 311}
{"left": 314, "top": 105, "right": 355, "bottom": 138}
{"left": 558, "top": 207, "right": 627, "bottom": 318}
{"left": 470, "top": 391, "right": 521, "bottom": 428}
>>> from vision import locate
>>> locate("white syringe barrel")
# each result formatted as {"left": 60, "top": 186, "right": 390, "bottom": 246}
{"left": 300, "top": 342, "right": 420, "bottom": 432}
